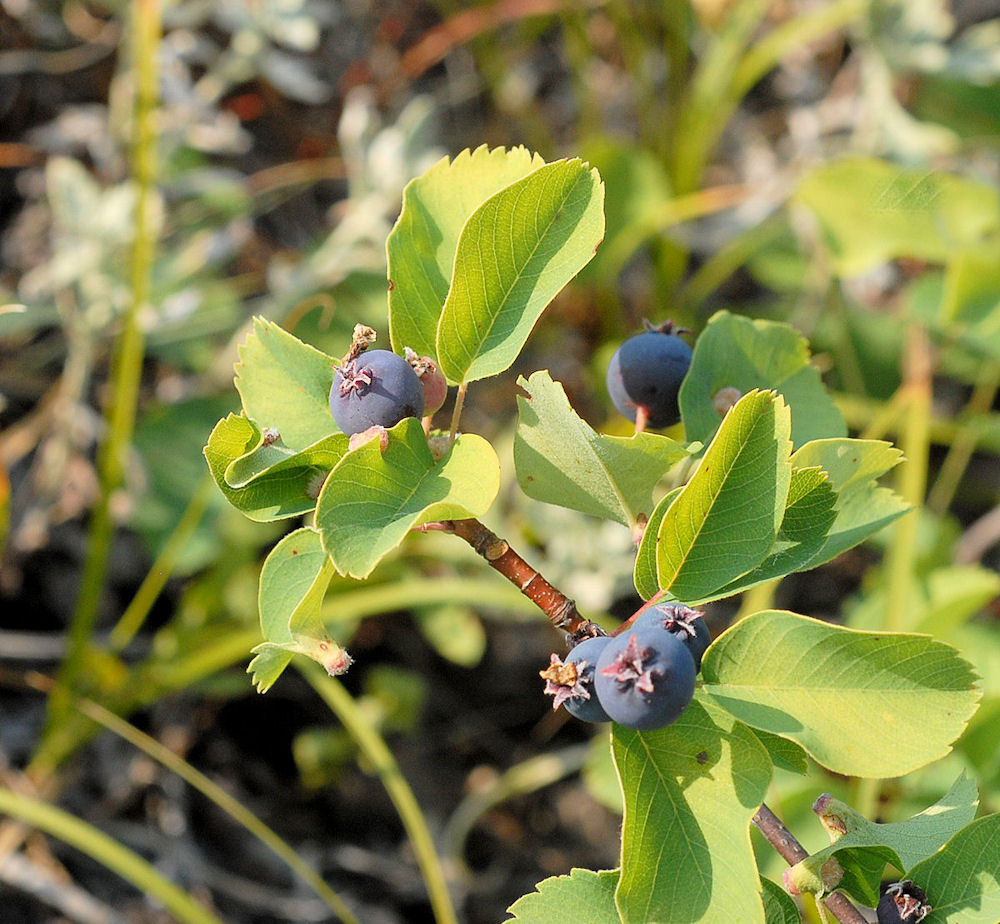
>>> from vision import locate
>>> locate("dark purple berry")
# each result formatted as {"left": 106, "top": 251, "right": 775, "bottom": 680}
{"left": 540, "top": 635, "right": 613, "bottom": 723}
{"left": 877, "top": 881, "right": 931, "bottom": 924}
{"left": 594, "top": 627, "right": 696, "bottom": 731}
{"left": 606, "top": 320, "right": 692, "bottom": 429}
{"left": 634, "top": 603, "right": 711, "bottom": 671}
{"left": 330, "top": 349, "right": 425, "bottom": 437}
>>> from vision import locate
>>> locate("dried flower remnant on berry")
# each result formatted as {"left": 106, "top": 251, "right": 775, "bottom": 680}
{"left": 540, "top": 653, "right": 590, "bottom": 710}
{"left": 600, "top": 633, "right": 656, "bottom": 693}
{"left": 877, "top": 881, "right": 931, "bottom": 923}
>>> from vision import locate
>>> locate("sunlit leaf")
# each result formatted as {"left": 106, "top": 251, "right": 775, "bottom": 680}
{"left": 204, "top": 413, "right": 346, "bottom": 521}
{"left": 388, "top": 145, "right": 546, "bottom": 360}
{"left": 612, "top": 700, "right": 771, "bottom": 924}
{"left": 788, "top": 774, "right": 978, "bottom": 905}
{"left": 909, "top": 814, "right": 1000, "bottom": 923}
{"left": 315, "top": 418, "right": 500, "bottom": 579}
{"left": 515, "top": 370, "right": 688, "bottom": 530}
{"left": 436, "top": 159, "right": 604, "bottom": 384}
{"left": 679, "top": 311, "right": 845, "bottom": 448}
{"left": 506, "top": 868, "right": 620, "bottom": 922}
{"left": 653, "top": 390, "right": 792, "bottom": 602}
{"left": 701, "top": 610, "right": 981, "bottom": 777}
{"left": 235, "top": 317, "right": 337, "bottom": 450}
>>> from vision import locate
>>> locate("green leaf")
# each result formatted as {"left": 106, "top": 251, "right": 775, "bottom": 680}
{"left": 790, "top": 775, "right": 979, "bottom": 906}
{"left": 910, "top": 814, "right": 1000, "bottom": 923}
{"left": 679, "top": 311, "right": 846, "bottom": 448}
{"left": 795, "top": 157, "right": 1000, "bottom": 277}
{"left": 514, "top": 370, "right": 688, "bottom": 530}
{"left": 789, "top": 438, "right": 910, "bottom": 566}
{"left": 711, "top": 465, "right": 838, "bottom": 598}
{"left": 249, "top": 527, "right": 350, "bottom": 692}
{"left": 633, "top": 486, "right": 683, "bottom": 599}
{"left": 204, "top": 413, "right": 347, "bottom": 521}
{"left": 701, "top": 610, "right": 981, "bottom": 777}
{"left": 436, "top": 158, "right": 605, "bottom": 384}
{"left": 387, "top": 145, "right": 546, "bottom": 361}
{"left": 761, "top": 878, "right": 800, "bottom": 924}
{"left": 506, "top": 868, "right": 620, "bottom": 922}
{"left": 234, "top": 317, "right": 337, "bottom": 450}
{"left": 750, "top": 728, "right": 809, "bottom": 775}
{"left": 652, "top": 389, "right": 793, "bottom": 603}
{"left": 612, "top": 699, "right": 772, "bottom": 924}
{"left": 315, "top": 418, "right": 500, "bottom": 579}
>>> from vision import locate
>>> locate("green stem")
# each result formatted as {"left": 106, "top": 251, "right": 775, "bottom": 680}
{"left": 730, "top": 0, "right": 867, "bottom": 101}
{"left": 0, "top": 787, "right": 222, "bottom": 924}
{"left": 836, "top": 391, "right": 1000, "bottom": 456}
{"left": 927, "top": 363, "right": 1000, "bottom": 516}
{"left": 43, "top": 0, "right": 161, "bottom": 747}
{"left": 109, "top": 473, "right": 215, "bottom": 652}
{"left": 884, "top": 326, "right": 933, "bottom": 633}
{"left": 448, "top": 382, "right": 467, "bottom": 443}
{"left": 669, "top": 0, "right": 771, "bottom": 195}
{"left": 299, "top": 662, "right": 458, "bottom": 924}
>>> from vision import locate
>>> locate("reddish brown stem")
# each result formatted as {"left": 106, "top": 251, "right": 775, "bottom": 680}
{"left": 752, "top": 804, "right": 869, "bottom": 924}
{"left": 446, "top": 519, "right": 602, "bottom": 640}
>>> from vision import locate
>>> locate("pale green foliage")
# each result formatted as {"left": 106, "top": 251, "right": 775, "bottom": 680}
{"left": 388, "top": 145, "right": 546, "bottom": 360}
{"left": 700, "top": 610, "right": 980, "bottom": 777}
{"left": 795, "top": 157, "right": 1000, "bottom": 276}
{"left": 514, "top": 370, "right": 689, "bottom": 531}
{"left": 679, "top": 311, "right": 846, "bottom": 448}
{"left": 315, "top": 418, "right": 500, "bottom": 579}
{"left": 788, "top": 775, "right": 978, "bottom": 905}
{"left": 506, "top": 868, "right": 620, "bottom": 922}
{"left": 435, "top": 158, "right": 605, "bottom": 384}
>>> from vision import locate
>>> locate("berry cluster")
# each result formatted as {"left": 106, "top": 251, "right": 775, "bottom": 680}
{"left": 541, "top": 603, "right": 708, "bottom": 731}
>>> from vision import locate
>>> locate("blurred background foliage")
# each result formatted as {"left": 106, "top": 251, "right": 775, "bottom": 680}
{"left": 2, "top": 0, "right": 1000, "bottom": 921}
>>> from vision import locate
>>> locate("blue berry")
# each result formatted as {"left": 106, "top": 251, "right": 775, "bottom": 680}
{"left": 330, "top": 349, "right": 425, "bottom": 437}
{"left": 877, "top": 881, "right": 930, "bottom": 924}
{"left": 634, "top": 603, "right": 711, "bottom": 671}
{"left": 606, "top": 320, "right": 692, "bottom": 429}
{"left": 540, "top": 635, "right": 612, "bottom": 723}
{"left": 594, "top": 627, "right": 696, "bottom": 730}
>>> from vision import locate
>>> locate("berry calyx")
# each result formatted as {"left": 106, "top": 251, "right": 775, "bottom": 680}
{"left": 540, "top": 635, "right": 612, "bottom": 723}
{"left": 633, "top": 602, "right": 711, "bottom": 671}
{"left": 594, "top": 627, "right": 696, "bottom": 730}
{"left": 877, "top": 881, "right": 931, "bottom": 924}
{"left": 329, "top": 349, "right": 425, "bottom": 436}
{"left": 606, "top": 319, "right": 693, "bottom": 430}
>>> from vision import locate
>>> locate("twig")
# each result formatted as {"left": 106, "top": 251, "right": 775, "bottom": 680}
{"left": 752, "top": 804, "right": 869, "bottom": 924}
{"left": 445, "top": 519, "right": 603, "bottom": 640}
